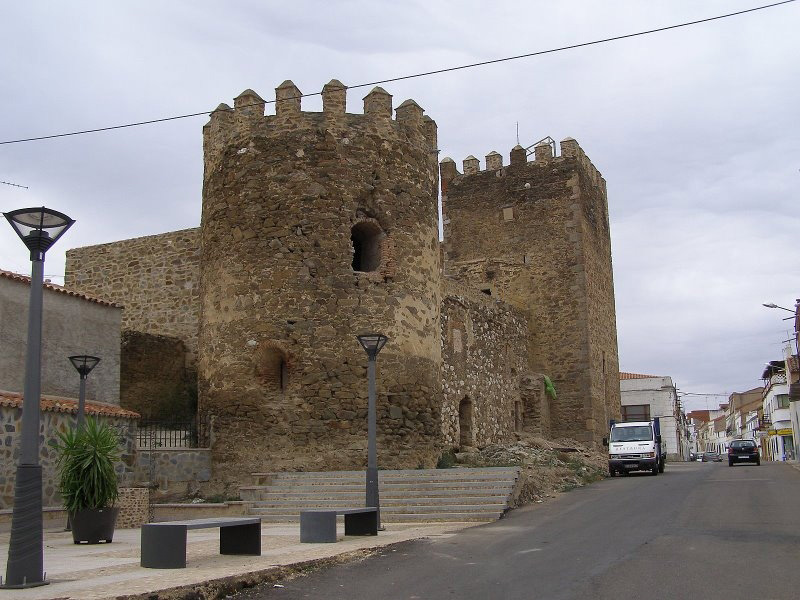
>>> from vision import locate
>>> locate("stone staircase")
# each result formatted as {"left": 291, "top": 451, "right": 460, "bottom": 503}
{"left": 240, "top": 467, "right": 520, "bottom": 523}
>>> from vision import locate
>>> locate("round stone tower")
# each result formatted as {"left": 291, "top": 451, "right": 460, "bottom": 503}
{"left": 199, "top": 79, "right": 442, "bottom": 482}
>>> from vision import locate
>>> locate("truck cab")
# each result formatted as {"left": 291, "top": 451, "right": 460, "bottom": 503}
{"left": 605, "top": 418, "right": 665, "bottom": 476}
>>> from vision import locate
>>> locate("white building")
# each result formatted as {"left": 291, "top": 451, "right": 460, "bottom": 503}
{"left": 762, "top": 360, "right": 792, "bottom": 461}
{"left": 619, "top": 373, "right": 687, "bottom": 461}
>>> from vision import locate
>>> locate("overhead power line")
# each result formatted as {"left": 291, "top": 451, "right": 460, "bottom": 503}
{"left": 0, "top": 0, "right": 795, "bottom": 146}
{"left": 1, "top": 180, "right": 28, "bottom": 189}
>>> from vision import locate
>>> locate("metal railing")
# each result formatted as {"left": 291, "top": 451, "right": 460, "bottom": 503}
{"left": 136, "top": 418, "right": 210, "bottom": 449}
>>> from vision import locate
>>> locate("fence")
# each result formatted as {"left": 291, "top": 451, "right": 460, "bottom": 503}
{"left": 136, "top": 418, "right": 210, "bottom": 449}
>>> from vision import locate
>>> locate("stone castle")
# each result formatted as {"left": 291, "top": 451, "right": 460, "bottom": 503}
{"left": 64, "top": 78, "right": 621, "bottom": 485}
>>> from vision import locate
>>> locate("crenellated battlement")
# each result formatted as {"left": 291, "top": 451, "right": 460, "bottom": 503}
{"left": 203, "top": 79, "right": 437, "bottom": 168}
{"left": 440, "top": 138, "right": 605, "bottom": 193}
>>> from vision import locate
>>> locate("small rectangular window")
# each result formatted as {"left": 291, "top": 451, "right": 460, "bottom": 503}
{"left": 502, "top": 207, "right": 514, "bottom": 221}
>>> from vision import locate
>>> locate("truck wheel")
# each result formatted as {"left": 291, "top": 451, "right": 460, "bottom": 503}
{"left": 651, "top": 463, "right": 659, "bottom": 476}
{"left": 658, "top": 461, "right": 665, "bottom": 473}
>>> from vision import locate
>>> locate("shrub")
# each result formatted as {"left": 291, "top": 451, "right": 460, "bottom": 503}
{"left": 52, "top": 417, "right": 120, "bottom": 512}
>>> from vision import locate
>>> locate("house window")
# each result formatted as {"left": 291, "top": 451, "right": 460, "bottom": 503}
{"left": 621, "top": 404, "right": 650, "bottom": 422}
{"left": 351, "top": 221, "right": 383, "bottom": 272}
{"left": 776, "top": 394, "right": 789, "bottom": 409}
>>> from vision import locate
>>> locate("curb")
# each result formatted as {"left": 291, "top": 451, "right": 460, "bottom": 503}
{"left": 117, "top": 539, "right": 417, "bottom": 600}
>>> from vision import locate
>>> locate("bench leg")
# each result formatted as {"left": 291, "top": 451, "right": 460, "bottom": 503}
{"left": 141, "top": 525, "right": 187, "bottom": 569}
{"left": 344, "top": 511, "right": 378, "bottom": 536}
{"left": 220, "top": 523, "right": 261, "bottom": 555}
{"left": 300, "top": 512, "right": 337, "bottom": 543}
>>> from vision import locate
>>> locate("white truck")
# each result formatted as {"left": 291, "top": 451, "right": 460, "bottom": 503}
{"left": 604, "top": 418, "right": 665, "bottom": 476}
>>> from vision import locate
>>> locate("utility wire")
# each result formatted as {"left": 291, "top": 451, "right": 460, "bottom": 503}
{"left": 1, "top": 180, "right": 28, "bottom": 188}
{"left": 0, "top": 0, "right": 795, "bottom": 146}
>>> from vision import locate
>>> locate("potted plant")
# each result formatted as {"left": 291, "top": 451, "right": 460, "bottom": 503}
{"left": 53, "top": 417, "right": 121, "bottom": 544}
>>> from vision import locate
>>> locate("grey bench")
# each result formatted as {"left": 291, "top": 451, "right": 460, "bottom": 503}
{"left": 140, "top": 517, "right": 261, "bottom": 569}
{"left": 300, "top": 507, "right": 378, "bottom": 543}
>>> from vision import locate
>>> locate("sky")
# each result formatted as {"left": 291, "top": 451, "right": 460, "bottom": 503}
{"left": 1, "top": 0, "right": 798, "bottom": 413}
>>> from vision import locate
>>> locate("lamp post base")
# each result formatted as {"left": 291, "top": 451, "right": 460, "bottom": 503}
{"left": 2, "top": 465, "right": 48, "bottom": 589}
{"left": 365, "top": 466, "right": 381, "bottom": 530}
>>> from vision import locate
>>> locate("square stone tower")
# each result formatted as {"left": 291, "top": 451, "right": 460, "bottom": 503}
{"left": 441, "top": 139, "right": 621, "bottom": 442}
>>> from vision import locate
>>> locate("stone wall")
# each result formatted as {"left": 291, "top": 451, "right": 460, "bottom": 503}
{"left": 117, "top": 487, "right": 149, "bottom": 528}
{"left": 121, "top": 331, "right": 196, "bottom": 419}
{"left": 440, "top": 279, "right": 529, "bottom": 449}
{"left": 0, "top": 271, "right": 122, "bottom": 405}
{"left": 64, "top": 228, "right": 201, "bottom": 358}
{"left": 134, "top": 448, "right": 211, "bottom": 495}
{"left": 198, "top": 80, "right": 442, "bottom": 482}
{"left": 0, "top": 393, "right": 139, "bottom": 509}
{"left": 441, "top": 139, "right": 621, "bottom": 443}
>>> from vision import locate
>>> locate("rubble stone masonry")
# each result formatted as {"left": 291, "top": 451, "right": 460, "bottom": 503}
{"left": 440, "top": 279, "right": 530, "bottom": 448}
{"left": 65, "top": 228, "right": 201, "bottom": 358}
{"left": 60, "top": 78, "right": 622, "bottom": 486}
{"left": 199, "top": 81, "right": 442, "bottom": 482}
{"left": 441, "top": 139, "right": 620, "bottom": 442}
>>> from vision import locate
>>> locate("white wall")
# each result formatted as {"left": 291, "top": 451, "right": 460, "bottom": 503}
{"left": 620, "top": 376, "right": 685, "bottom": 460}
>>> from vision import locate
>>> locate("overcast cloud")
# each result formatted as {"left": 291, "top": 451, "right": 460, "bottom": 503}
{"left": 2, "top": 0, "right": 798, "bottom": 412}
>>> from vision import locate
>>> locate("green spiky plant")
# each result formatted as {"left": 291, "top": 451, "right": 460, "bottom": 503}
{"left": 53, "top": 417, "right": 120, "bottom": 512}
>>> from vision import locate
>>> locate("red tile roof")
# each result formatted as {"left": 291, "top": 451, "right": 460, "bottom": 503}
{"left": 0, "top": 269, "right": 120, "bottom": 308}
{"left": 619, "top": 372, "right": 663, "bottom": 380}
{"left": 0, "top": 389, "right": 139, "bottom": 419}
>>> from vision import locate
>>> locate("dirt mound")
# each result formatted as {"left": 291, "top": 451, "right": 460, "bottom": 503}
{"left": 454, "top": 433, "right": 607, "bottom": 506}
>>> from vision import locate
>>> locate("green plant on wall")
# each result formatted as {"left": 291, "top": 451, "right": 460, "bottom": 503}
{"left": 543, "top": 375, "right": 557, "bottom": 400}
{"left": 52, "top": 417, "right": 120, "bottom": 512}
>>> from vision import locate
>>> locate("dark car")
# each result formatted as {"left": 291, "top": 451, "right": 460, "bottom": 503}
{"left": 728, "top": 439, "right": 760, "bottom": 466}
{"left": 702, "top": 451, "right": 722, "bottom": 462}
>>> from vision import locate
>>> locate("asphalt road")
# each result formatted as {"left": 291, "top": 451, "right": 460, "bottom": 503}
{"left": 236, "top": 461, "right": 800, "bottom": 600}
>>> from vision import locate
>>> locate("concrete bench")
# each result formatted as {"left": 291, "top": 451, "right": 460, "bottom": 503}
{"left": 300, "top": 507, "right": 378, "bottom": 543}
{"left": 140, "top": 517, "right": 261, "bottom": 569}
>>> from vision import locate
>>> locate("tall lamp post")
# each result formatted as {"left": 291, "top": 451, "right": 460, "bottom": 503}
{"left": 68, "top": 355, "right": 101, "bottom": 428}
{"left": 2, "top": 207, "right": 74, "bottom": 589}
{"left": 356, "top": 333, "right": 387, "bottom": 530}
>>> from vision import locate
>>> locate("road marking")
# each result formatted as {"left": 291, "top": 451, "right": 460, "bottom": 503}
{"left": 518, "top": 548, "right": 543, "bottom": 554}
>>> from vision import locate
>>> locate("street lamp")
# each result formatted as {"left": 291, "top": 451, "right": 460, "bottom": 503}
{"left": 68, "top": 355, "right": 101, "bottom": 428}
{"left": 356, "top": 333, "right": 388, "bottom": 530}
{"left": 2, "top": 207, "right": 74, "bottom": 589}
{"left": 762, "top": 301, "right": 800, "bottom": 358}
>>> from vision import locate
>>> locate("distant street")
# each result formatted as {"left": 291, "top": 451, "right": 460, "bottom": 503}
{"left": 236, "top": 462, "right": 800, "bottom": 600}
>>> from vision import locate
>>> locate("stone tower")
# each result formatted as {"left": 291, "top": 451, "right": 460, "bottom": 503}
{"left": 441, "top": 139, "right": 621, "bottom": 443}
{"left": 199, "top": 80, "right": 442, "bottom": 481}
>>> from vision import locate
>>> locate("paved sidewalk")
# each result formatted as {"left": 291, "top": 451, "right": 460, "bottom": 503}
{"left": 0, "top": 521, "right": 475, "bottom": 599}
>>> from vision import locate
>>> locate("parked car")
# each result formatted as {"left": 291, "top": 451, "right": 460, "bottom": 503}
{"left": 728, "top": 439, "right": 760, "bottom": 466}
{"left": 702, "top": 451, "right": 722, "bottom": 462}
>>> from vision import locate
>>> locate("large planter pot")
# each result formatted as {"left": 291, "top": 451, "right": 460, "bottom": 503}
{"left": 70, "top": 507, "right": 120, "bottom": 544}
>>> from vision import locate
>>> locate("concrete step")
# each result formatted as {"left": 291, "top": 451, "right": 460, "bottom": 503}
{"left": 245, "top": 512, "right": 502, "bottom": 523}
{"left": 240, "top": 483, "right": 514, "bottom": 499}
{"left": 250, "top": 504, "right": 506, "bottom": 515}
{"left": 250, "top": 496, "right": 508, "bottom": 508}
{"left": 244, "top": 489, "right": 512, "bottom": 501}
{"left": 242, "top": 466, "right": 519, "bottom": 523}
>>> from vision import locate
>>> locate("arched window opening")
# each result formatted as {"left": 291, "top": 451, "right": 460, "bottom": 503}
{"left": 459, "top": 398, "right": 473, "bottom": 449}
{"left": 256, "top": 346, "right": 288, "bottom": 393}
{"left": 351, "top": 221, "right": 383, "bottom": 272}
